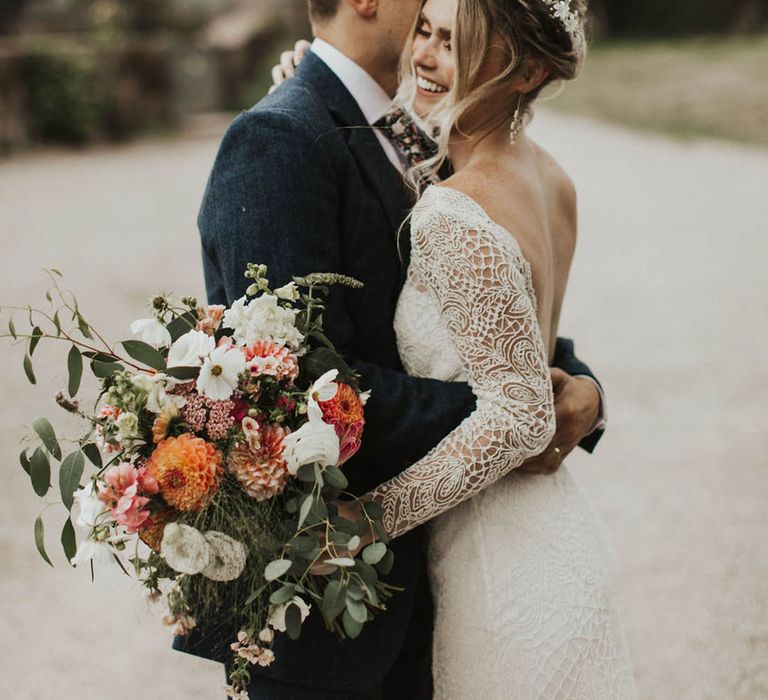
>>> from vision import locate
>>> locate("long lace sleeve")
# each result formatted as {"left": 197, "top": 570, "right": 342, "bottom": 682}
{"left": 368, "top": 190, "right": 556, "bottom": 538}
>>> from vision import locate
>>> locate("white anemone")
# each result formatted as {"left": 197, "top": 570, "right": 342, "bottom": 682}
{"left": 167, "top": 330, "right": 215, "bottom": 368}
{"left": 130, "top": 318, "right": 172, "bottom": 349}
{"left": 268, "top": 596, "right": 311, "bottom": 632}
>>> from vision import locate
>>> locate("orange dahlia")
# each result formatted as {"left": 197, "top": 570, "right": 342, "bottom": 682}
{"left": 147, "top": 433, "right": 222, "bottom": 511}
{"left": 152, "top": 406, "right": 179, "bottom": 444}
{"left": 244, "top": 340, "right": 299, "bottom": 382}
{"left": 139, "top": 507, "right": 179, "bottom": 551}
{"left": 227, "top": 424, "right": 290, "bottom": 501}
{"left": 319, "top": 382, "right": 364, "bottom": 426}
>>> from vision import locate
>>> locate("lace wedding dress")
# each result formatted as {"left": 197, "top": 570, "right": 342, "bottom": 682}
{"left": 371, "top": 186, "right": 637, "bottom": 699}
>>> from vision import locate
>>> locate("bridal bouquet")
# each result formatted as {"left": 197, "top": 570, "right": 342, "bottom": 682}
{"left": 2, "top": 264, "right": 395, "bottom": 698}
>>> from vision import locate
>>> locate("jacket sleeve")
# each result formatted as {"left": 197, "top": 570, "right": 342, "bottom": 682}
{"left": 198, "top": 110, "right": 476, "bottom": 483}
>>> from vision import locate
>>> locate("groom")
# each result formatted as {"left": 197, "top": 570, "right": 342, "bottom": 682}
{"left": 189, "top": 0, "right": 606, "bottom": 698}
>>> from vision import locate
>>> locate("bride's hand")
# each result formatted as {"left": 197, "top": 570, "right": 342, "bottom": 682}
{"left": 519, "top": 369, "right": 602, "bottom": 474}
{"left": 309, "top": 499, "right": 374, "bottom": 576}
{"left": 269, "top": 39, "right": 312, "bottom": 93}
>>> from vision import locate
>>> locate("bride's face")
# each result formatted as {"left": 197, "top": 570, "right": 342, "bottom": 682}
{"left": 410, "top": 0, "right": 456, "bottom": 118}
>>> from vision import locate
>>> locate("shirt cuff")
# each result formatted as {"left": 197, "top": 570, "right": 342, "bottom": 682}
{"left": 574, "top": 375, "right": 607, "bottom": 434}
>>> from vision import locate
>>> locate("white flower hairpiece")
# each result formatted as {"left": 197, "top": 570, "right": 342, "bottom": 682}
{"left": 544, "top": 0, "right": 583, "bottom": 47}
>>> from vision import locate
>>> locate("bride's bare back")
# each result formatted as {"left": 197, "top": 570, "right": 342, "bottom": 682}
{"left": 440, "top": 133, "right": 577, "bottom": 360}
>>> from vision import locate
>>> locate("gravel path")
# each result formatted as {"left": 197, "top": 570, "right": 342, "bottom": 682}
{"left": 0, "top": 111, "right": 766, "bottom": 699}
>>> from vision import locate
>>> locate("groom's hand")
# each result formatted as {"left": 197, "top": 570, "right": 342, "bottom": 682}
{"left": 518, "top": 369, "right": 601, "bottom": 474}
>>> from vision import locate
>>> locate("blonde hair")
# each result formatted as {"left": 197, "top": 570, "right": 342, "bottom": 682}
{"left": 397, "top": 0, "right": 588, "bottom": 192}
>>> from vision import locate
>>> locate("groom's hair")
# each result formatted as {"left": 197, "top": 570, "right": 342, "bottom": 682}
{"left": 308, "top": 0, "right": 341, "bottom": 21}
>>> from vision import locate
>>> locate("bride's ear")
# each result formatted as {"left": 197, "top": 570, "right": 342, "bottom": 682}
{"left": 345, "top": 0, "right": 379, "bottom": 19}
{"left": 517, "top": 58, "right": 550, "bottom": 94}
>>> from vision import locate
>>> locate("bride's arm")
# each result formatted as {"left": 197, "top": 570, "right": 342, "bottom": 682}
{"left": 367, "top": 201, "right": 556, "bottom": 539}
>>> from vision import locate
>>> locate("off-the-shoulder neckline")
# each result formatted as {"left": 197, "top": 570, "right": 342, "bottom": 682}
{"left": 418, "top": 185, "right": 531, "bottom": 270}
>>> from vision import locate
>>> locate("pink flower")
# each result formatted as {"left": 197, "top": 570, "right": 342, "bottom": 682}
{"left": 230, "top": 400, "right": 249, "bottom": 423}
{"left": 244, "top": 341, "right": 299, "bottom": 382}
{"left": 333, "top": 419, "right": 364, "bottom": 465}
{"left": 197, "top": 305, "right": 226, "bottom": 336}
{"left": 98, "top": 463, "right": 155, "bottom": 532}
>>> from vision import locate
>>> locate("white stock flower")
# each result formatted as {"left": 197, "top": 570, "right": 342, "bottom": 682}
{"left": 200, "top": 531, "right": 248, "bottom": 582}
{"left": 129, "top": 318, "right": 172, "bottom": 349}
{"left": 73, "top": 482, "right": 109, "bottom": 530}
{"left": 282, "top": 416, "right": 340, "bottom": 475}
{"left": 132, "top": 373, "right": 186, "bottom": 414}
{"left": 196, "top": 345, "right": 246, "bottom": 401}
{"left": 273, "top": 282, "right": 300, "bottom": 302}
{"left": 115, "top": 411, "right": 141, "bottom": 445}
{"left": 161, "top": 523, "right": 211, "bottom": 575}
{"left": 223, "top": 295, "right": 304, "bottom": 349}
{"left": 167, "top": 330, "right": 215, "bottom": 367}
{"left": 359, "top": 390, "right": 371, "bottom": 406}
{"left": 268, "top": 596, "right": 311, "bottom": 632}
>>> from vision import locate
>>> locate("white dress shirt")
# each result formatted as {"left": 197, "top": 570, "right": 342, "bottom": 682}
{"left": 311, "top": 39, "right": 406, "bottom": 173}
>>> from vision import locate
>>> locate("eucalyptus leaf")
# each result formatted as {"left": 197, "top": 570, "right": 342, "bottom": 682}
{"left": 346, "top": 598, "right": 368, "bottom": 624}
{"left": 76, "top": 313, "right": 93, "bottom": 339}
{"left": 362, "top": 501, "right": 383, "bottom": 520}
{"left": 8, "top": 317, "right": 16, "bottom": 339}
{"left": 375, "top": 549, "right": 395, "bottom": 576}
{"left": 34, "top": 515, "right": 53, "bottom": 567}
{"left": 33, "top": 416, "right": 61, "bottom": 460}
{"left": 59, "top": 451, "right": 85, "bottom": 511}
{"left": 91, "top": 360, "right": 123, "bottom": 378}
{"left": 285, "top": 603, "right": 303, "bottom": 641}
{"left": 297, "top": 495, "right": 313, "bottom": 529}
{"left": 67, "top": 345, "right": 83, "bottom": 397}
{"left": 81, "top": 351, "right": 118, "bottom": 362}
{"left": 289, "top": 535, "right": 317, "bottom": 554}
{"left": 354, "top": 560, "right": 378, "bottom": 585}
{"left": 324, "top": 465, "right": 348, "bottom": 490}
{"left": 347, "top": 535, "right": 361, "bottom": 552}
{"left": 321, "top": 579, "right": 346, "bottom": 622}
{"left": 362, "top": 542, "right": 387, "bottom": 566}
{"left": 296, "top": 464, "right": 316, "bottom": 483}
{"left": 264, "top": 559, "right": 292, "bottom": 582}
{"left": 29, "top": 326, "right": 43, "bottom": 355}
{"left": 342, "top": 608, "right": 363, "bottom": 639}
{"left": 167, "top": 310, "right": 199, "bottom": 342}
{"left": 30, "top": 447, "right": 51, "bottom": 497}
{"left": 81, "top": 443, "right": 102, "bottom": 468}
{"left": 269, "top": 584, "right": 296, "bottom": 606}
{"left": 164, "top": 365, "right": 199, "bottom": 381}
{"left": 53, "top": 311, "right": 62, "bottom": 336}
{"left": 329, "top": 531, "right": 351, "bottom": 547}
{"left": 325, "top": 557, "right": 355, "bottom": 568}
{"left": 61, "top": 518, "right": 76, "bottom": 564}
{"left": 19, "top": 449, "right": 31, "bottom": 476}
{"left": 121, "top": 340, "right": 166, "bottom": 371}
{"left": 23, "top": 354, "right": 36, "bottom": 384}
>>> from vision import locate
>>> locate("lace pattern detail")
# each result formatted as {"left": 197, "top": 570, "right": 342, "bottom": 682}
{"left": 369, "top": 186, "right": 556, "bottom": 538}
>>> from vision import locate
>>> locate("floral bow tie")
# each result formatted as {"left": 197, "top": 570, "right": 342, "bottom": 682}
{"left": 373, "top": 107, "right": 439, "bottom": 168}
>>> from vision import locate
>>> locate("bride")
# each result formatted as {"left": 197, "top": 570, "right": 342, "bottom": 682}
{"left": 280, "top": 0, "right": 637, "bottom": 696}
{"left": 347, "top": 0, "right": 639, "bottom": 697}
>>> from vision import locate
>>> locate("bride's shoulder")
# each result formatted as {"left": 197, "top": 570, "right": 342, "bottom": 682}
{"left": 530, "top": 141, "right": 577, "bottom": 222}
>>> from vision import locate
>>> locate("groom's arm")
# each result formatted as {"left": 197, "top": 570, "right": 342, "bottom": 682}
{"left": 199, "top": 109, "right": 476, "bottom": 489}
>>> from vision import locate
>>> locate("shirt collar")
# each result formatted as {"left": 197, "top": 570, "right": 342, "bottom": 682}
{"left": 311, "top": 38, "right": 392, "bottom": 126}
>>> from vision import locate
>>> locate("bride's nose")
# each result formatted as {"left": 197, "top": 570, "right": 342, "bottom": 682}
{"left": 413, "top": 42, "right": 438, "bottom": 71}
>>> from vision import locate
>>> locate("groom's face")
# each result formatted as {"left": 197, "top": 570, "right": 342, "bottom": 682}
{"left": 375, "top": 0, "right": 425, "bottom": 71}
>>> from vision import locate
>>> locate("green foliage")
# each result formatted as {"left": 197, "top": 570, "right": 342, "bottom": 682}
{"left": 22, "top": 41, "right": 106, "bottom": 144}
{"left": 67, "top": 345, "right": 84, "bottom": 397}
{"left": 61, "top": 518, "right": 77, "bottom": 564}
{"left": 59, "top": 451, "right": 85, "bottom": 511}
{"left": 34, "top": 515, "right": 53, "bottom": 567}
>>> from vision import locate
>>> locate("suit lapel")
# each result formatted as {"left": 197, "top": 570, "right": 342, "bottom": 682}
{"left": 294, "top": 53, "right": 413, "bottom": 236}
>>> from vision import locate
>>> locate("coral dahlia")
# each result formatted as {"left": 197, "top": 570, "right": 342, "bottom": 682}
{"left": 227, "top": 424, "right": 290, "bottom": 501}
{"left": 147, "top": 433, "right": 222, "bottom": 511}
{"left": 244, "top": 340, "right": 299, "bottom": 382}
{"left": 318, "top": 383, "right": 365, "bottom": 465}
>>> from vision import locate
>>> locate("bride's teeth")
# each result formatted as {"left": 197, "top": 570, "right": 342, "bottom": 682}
{"left": 417, "top": 76, "right": 447, "bottom": 94}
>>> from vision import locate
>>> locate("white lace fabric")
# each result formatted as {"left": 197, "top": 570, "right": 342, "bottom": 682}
{"left": 376, "top": 185, "right": 638, "bottom": 699}
{"left": 368, "top": 185, "right": 556, "bottom": 539}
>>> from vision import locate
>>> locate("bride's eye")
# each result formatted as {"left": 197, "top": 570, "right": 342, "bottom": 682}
{"left": 416, "top": 24, "right": 431, "bottom": 38}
